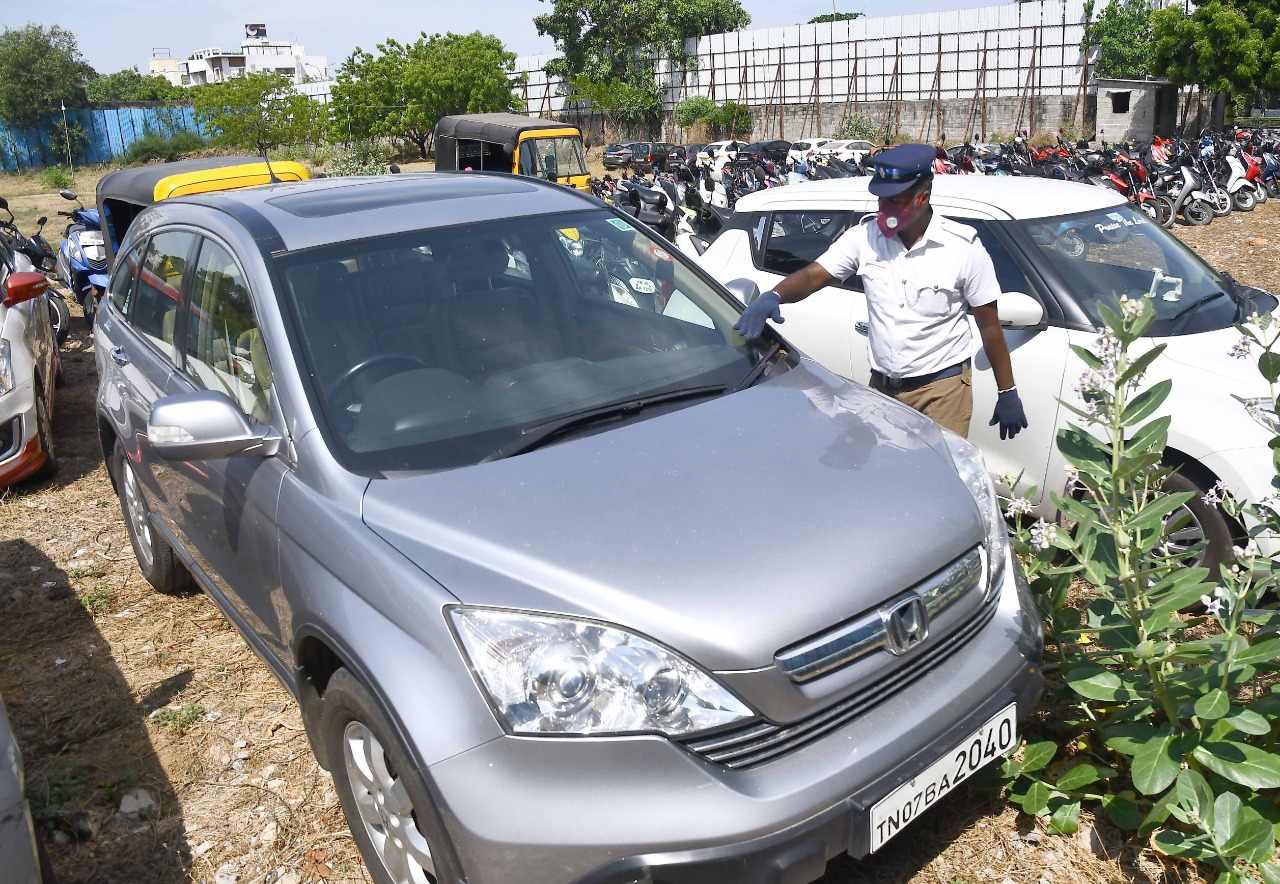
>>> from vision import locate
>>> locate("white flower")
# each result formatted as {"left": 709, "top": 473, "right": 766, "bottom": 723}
{"left": 1259, "top": 495, "right": 1280, "bottom": 515}
{"left": 1203, "top": 596, "right": 1224, "bottom": 616}
{"left": 1214, "top": 586, "right": 1227, "bottom": 599}
{"left": 1230, "top": 337, "right": 1252, "bottom": 360}
{"left": 1005, "top": 497, "right": 1033, "bottom": 519}
{"left": 1120, "top": 296, "right": 1146, "bottom": 320}
{"left": 1202, "top": 481, "right": 1228, "bottom": 506}
{"left": 1029, "top": 519, "right": 1057, "bottom": 552}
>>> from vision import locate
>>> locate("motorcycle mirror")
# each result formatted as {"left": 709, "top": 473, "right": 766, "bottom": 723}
{"left": 58, "top": 189, "right": 77, "bottom": 201}
{"left": 0, "top": 197, "right": 6, "bottom": 210}
{"left": 584, "top": 139, "right": 592, "bottom": 150}
{"left": 37, "top": 216, "right": 47, "bottom": 227}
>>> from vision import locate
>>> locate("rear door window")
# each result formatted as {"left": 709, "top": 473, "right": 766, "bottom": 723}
{"left": 131, "top": 230, "right": 197, "bottom": 359}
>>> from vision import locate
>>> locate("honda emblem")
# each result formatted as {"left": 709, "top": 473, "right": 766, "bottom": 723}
{"left": 883, "top": 597, "right": 929, "bottom": 655}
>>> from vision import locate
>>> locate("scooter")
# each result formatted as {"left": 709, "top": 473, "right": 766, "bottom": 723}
{"left": 1222, "top": 145, "right": 1257, "bottom": 211}
{"left": 53, "top": 189, "right": 108, "bottom": 326}
{"left": 0, "top": 198, "right": 70, "bottom": 344}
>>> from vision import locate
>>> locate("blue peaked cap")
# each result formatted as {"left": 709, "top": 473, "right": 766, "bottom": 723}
{"left": 868, "top": 143, "right": 936, "bottom": 196}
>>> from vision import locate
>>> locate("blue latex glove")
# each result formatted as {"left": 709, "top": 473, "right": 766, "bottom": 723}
{"left": 990, "top": 388, "right": 1028, "bottom": 440}
{"left": 733, "top": 291, "right": 784, "bottom": 340}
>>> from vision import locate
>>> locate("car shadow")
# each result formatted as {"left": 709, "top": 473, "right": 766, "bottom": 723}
{"left": 0, "top": 538, "right": 191, "bottom": 882}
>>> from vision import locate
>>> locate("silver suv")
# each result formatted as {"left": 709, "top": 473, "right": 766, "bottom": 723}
{"left": 94, "top": 173, "right": 1042, "bottom": 884}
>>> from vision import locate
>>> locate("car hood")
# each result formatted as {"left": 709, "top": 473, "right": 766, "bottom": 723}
{"left": 1156, "top": 325, "right": 1270, "bottom": 393}
{"left": 361, "top": 363, "right": 983, "bottom": 672}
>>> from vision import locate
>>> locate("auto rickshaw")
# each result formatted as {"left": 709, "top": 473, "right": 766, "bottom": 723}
{"left": 96, "top": 155, "right": 309, "bottom": 269}
{"left": 433, "top": 113, "right": 591, "bottom": 191}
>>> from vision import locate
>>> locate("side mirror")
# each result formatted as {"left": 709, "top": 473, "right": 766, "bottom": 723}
{"left": 997, "top": 291, "right": 1046, "bottom": 329}
{"left": 147, "top": 391, "right": 281, "bottom": 461}
{"left": 2, "top": 271, "right": 49, "bottom": 307}
{"left": 58, "top": 189, "right": 77, "bottom": 201}
{"left": 37, "top": 216, "right": 47, "bottom": 226}
{"left": 584, "top": 139, "right": 593, "bottom": 150}
{"left": 724, "top": 277, "right": 761, "bottom": 306}
{"left": 0, "top": 197, "right": 7, "bottom": 210}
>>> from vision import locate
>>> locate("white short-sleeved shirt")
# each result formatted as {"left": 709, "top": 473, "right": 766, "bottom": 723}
{"left": 814, "top": 212, "right": 1001, "bottom": 379}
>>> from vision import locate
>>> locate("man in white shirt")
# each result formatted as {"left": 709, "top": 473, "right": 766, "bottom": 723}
{"left": 733, "top": 142, "right": 1027, "bottom": 440}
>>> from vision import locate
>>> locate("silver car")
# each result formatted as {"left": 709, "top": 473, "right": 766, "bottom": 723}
{"left": 94, "top": 173, "right": 1042, "bottom": 884}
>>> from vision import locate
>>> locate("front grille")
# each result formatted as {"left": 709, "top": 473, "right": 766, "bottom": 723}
{"left": 677, "top": 577, "right": 1001, "bottom": 770}
{"left": 87, "top": 255, "right": 108, "bottom": 270}
{"left": 0, "top": 416, "right": 17, "bottom": 458}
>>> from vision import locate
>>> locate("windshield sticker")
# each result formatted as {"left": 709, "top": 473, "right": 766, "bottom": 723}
{"left": 1094, "top": 212, "right": 1149, "bottom": 234}
{"left": 608, "top": 218, "right": 633, "bottom": 231}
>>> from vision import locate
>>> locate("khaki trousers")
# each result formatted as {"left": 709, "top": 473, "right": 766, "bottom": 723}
{"left": 870, "top": 363, "right": 973, "bottom": 438}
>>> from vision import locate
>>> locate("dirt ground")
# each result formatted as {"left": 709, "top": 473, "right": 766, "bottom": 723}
{"left": 3, "top": 163, "right": 1274, "bottom": 884}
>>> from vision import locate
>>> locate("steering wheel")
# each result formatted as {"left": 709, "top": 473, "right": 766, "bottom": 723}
{"left": 327, "top": 353, "right": 429, "bottom": 402}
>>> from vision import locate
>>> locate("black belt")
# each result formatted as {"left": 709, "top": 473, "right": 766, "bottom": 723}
{"left": 870, "top": 359, "right": 970, "bottom": 392}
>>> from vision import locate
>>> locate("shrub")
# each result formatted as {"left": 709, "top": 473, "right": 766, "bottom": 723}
{"left": 834, "top": 112, "right": 880, "bottom": 141}
{"left": 674, "top": 96, "right": 716, "bottom": 130}
{"left": 123, "top": 130, "right": 209, "bottom": 165}
{"left": 40, "top": 165, "right": 73, "bottom": 189}
{"left": 325, "top": 140, "right": 393, "bottom": 177}
{"left": 713, "top": 102, "right": 752, "bottom": 139}
{"left": 999, "top": 300, "right": 1280, "bottom": 881}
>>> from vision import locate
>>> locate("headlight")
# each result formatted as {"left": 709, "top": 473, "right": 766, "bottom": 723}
{"left": 941, "top": 429, "right": 1009, "bottom": 598}
{"left": 607, "top": 276, "right": 639, "bottom": 308}
{"left": 0, "top": 340, "right": 13, "bottom": 395}
{"left": 1242, "top": 398, "right": 1280, "bottom": 435}
{"left": 450, "top": 608, "right": 754, "bottom": 736}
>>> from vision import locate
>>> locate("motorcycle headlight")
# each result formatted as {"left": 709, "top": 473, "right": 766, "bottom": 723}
{"left": 940, "top": 429, "right": 1009, "bottom": 599}
{"left": 0, "top": 340, "right": 13, "bottom": 395}
{"left": 70, "top": 241, "right": 86, "bottom": 266}
{"left": 1242, "top": 398, "right": 1280, "bottom": 435}
{"left": 450, "top": 608, "right": 754, "bottom": 737}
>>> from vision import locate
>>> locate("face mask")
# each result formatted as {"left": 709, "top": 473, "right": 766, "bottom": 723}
{"left": 877, "top": 191, "right": 925, "bottom": 238}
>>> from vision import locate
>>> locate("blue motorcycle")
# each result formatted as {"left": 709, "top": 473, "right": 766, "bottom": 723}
{"left": 53, "top": 189, "right": 108, "bottom": 326}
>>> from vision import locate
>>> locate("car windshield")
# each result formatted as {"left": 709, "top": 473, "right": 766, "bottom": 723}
{"left": 521, "top": 136, "right": 589, "bottom": 178}
{"left": 278, "top": 209, "right": 772, "bottom": 474}
{"left": 1017, "top": 203, "right": 1241, "bottom": 335}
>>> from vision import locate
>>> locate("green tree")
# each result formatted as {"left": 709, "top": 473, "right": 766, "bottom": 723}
{"left": 807, "top": 12, "right": 862, "bottom": 24}
{"left": 567, "top": 76, "right": 660, "bottom": 131}
{"left": 193, "top": 72, "right": 322, "bottom": 154}
{"left": 86, "top": 68, "right": 186, "bottom": 103}
{"left": 1081, "top": 0, "right": 1155, "bottom": 79}
{"left": 535, "top": 0, "right": 750, "bottom": 94}
{"left": 713, "top": 101, "right": 752, "bottom": 138}
{"left": 329, "top": 32, "right": 519, "bottom": 159}
{"left": 674, "top": 94, "right": 715, "bottom": 132}
{"left": 1151, "top": 0, "right": 1271, "bottom": 119}
{"left": 0, "top": 24, "right": 96, "bottom": 130}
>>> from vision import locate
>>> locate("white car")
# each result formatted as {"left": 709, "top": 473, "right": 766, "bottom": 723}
{"left": 0, "top": 238, "right": 60, "bottom": 490}
{"left": 818, "top": 139, "right": 876, "bottom": 164}
{"left": 787, "top": 138, "right": 837, "bottom": 166}
{"left": 695, "top": 176, "right": 1279, "bottom": 565}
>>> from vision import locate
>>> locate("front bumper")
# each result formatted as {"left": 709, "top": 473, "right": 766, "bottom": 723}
{"left": 1203, "top": 444, "right": 1280, "bottom": 557}
{"left": 428, "top": 556, "right": 1043, "bottom": 884}
{"left": 0, "top": 382, "right": 43, "bottom": 489}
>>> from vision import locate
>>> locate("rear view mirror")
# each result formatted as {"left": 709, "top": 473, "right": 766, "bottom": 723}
{"left": 2, "top": 270, "right": 49, "bottom": 307}
{"left": 0, "top": 197, "right": 7, "bottom": 211}
{"left": 725, "top": 277, "right": 761, "bottom": 306}
{"left": 59, "top": 189, "right": 77, "bottom": 201}
{"left": 997, "top": 291, "right": 1046, "bottom": 329}
{"left": 148, "top": 391, "right": 281, "bottom": 461}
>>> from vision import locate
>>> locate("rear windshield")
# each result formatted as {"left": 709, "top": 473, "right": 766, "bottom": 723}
{"left": 277, "top": 209, "right": 765, "bottom": 474}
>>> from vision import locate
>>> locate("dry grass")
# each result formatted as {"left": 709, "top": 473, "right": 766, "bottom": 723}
{"left": 2, "top": 174, "right": 1274, "bottom": 884}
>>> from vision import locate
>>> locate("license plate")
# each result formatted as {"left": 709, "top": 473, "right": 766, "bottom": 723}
{"left": 869, "top": 703, "right": 1017, "bottom": 853}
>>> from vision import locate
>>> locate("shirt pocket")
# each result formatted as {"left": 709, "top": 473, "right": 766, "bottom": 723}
{"left": 856, "top": 261, "right": 891, "bottom": 291}
{"left": 912, "top": 272, "right": 960, "bottom": 317}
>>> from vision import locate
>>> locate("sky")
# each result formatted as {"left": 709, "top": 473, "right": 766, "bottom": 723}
{"left": 1, "top": 0, "right": 995, "bottom": 77}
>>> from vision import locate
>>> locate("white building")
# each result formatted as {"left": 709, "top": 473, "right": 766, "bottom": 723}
{"left": 177, "top": 25, "right": 327, "bottom": 87}
{"left": 148, "top": 50, "right": 182, "bottom": 87}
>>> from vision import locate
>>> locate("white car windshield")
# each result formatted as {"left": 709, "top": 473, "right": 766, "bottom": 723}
{"left": 278, "top": 210, "right": 775, "bottom": 474}
{"left": 1018, "top": 203, "right": 1244, "bottom": 335}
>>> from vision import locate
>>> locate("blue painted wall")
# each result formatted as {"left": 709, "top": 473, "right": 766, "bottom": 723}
{"left": 0, "top": 105, "right": 205, "bottom": 171}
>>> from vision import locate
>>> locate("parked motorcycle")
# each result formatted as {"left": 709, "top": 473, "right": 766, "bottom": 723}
{"left": 53, "top": 189, "right": 108, "bottom": 326}
{"left": 0, "top": 198, "right": 70, "bottom": 345}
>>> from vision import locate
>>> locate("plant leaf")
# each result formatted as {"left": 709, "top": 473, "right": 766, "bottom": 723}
{"left": 1152, "top": 828, "right": 1217, "bottom": 860}
{"left": 1176, "top": 768, "right": 1215, "bottom": 831}
{"left": 1260, "top": 862, "right": 1280, "bottom": 884}
{"left": 1195, "top": 689, "right": 1231, "bottom": 720}
{"left": 1056, "top": 763, "right": 1102, "bottom": 792}
{"left": 1121, "top": 379, "right": 1172, "bottom": 427}
{"left": 1260, "top": 350, "right": 1280, "bottom": 384}
{"left": 1193, "top": 741, "right": 1280, "bottom": 789}
{"left": 1070, "top": 343, "right": 1104, "bottom": 370}
{"left": 1129, "top": 491, "right": 1196, "bottom": 533}
{"left": 1058, "top": 426, "right": 1114, "bottom": 472}
{"left": 1132, "top": 726, "right": 1181, "bottom": 795}
{"left": 1214, "top": 790, "right": 1244, "bottom": 851}
{"left": 1128, "top": 414, "right": 1172, "bottom": 455}
{"left": 1236, "top": 637, "right": 1280, "bottom": 666}
{"left": 1119, "top": 344, "right": 1168, "bottom": 386}
{"left": 1065, "top": 662, "right": 1133, "bottom": 702}
{"left": 1104, "top": 722, "right": 1158, "bottom": 757}
{"left": 1048, "top": 798, "right": 1082, "bottom": 835}
{"left": 1020, "top": 740, "right": 1057, "bottom": 775}
{"left": 1225, "top": 708, "right": 1272, "bottom": 737}
{"left": 1103, "top": 792, "right": 1141, "bottom": 830}
{"left": 1018, "top": 780, "right": 1054, "bottom": 816}
{"left": 1223, "top": 816, "right": 1276, "bottom": 865}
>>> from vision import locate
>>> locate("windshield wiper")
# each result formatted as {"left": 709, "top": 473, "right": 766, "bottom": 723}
{"left": 734, "top": 341, "right": 786, "bottom": 392}
{"left": 1168, "top": 290, "right": 1227, "bottom": 333}
{"left": 479, "top": 385, "right": 726, "bottom": 463}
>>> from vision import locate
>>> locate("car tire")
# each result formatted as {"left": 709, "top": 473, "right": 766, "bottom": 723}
{"left": 111, "top": 440, "right": 193, "bottom": 593}
{"left": 322, "top": 668, "right": 461, "bottom": 884}
{"left": 31, "top": 386, "right": 57, "bottom": 482}
{"left": 1162, "top": 470, "right": 1235, "bottom": 572}
{"left": 48, "top": 295, "right": 70, "bottom": 347}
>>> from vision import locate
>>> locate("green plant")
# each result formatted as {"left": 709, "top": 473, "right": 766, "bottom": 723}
{"left": 713, "top": 101, "right": 752, "bottom": 139}
{"left": 674, "top": 95, "right": 715, "bottom": 130}
{"left": 79, "top": 584, "right": 113, "bottom": 613}
{"left": 834, "top": 111, "right": 879, "bottom": 141}
{"left": 40, "top": 165, "right": 73, "bottom": 189}
{"left": 326, "top": 141, "right": 393, "bottom": 176}
{"left": 150, "top": 702, "right": 205, "bottom": 735}
{"left": 1001, "top": 299, "right": 1280, "bottom": 882}
{"left": 123, "top": 130, "right": 209, "bottom": 165}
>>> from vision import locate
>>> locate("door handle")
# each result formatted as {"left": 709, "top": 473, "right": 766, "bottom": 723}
{"left": 110, "top": 347, "right": 129, "bottom": 366}
{"left": 855, "top": 322, "right": 869, "bottom": 336}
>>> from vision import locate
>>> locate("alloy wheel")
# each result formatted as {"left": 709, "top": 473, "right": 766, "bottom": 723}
{"left": 343, "top": 721, "right": 436, "bottom": 884}
{"left": 121, "top": 459, "right": 155, "bottom": 569}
